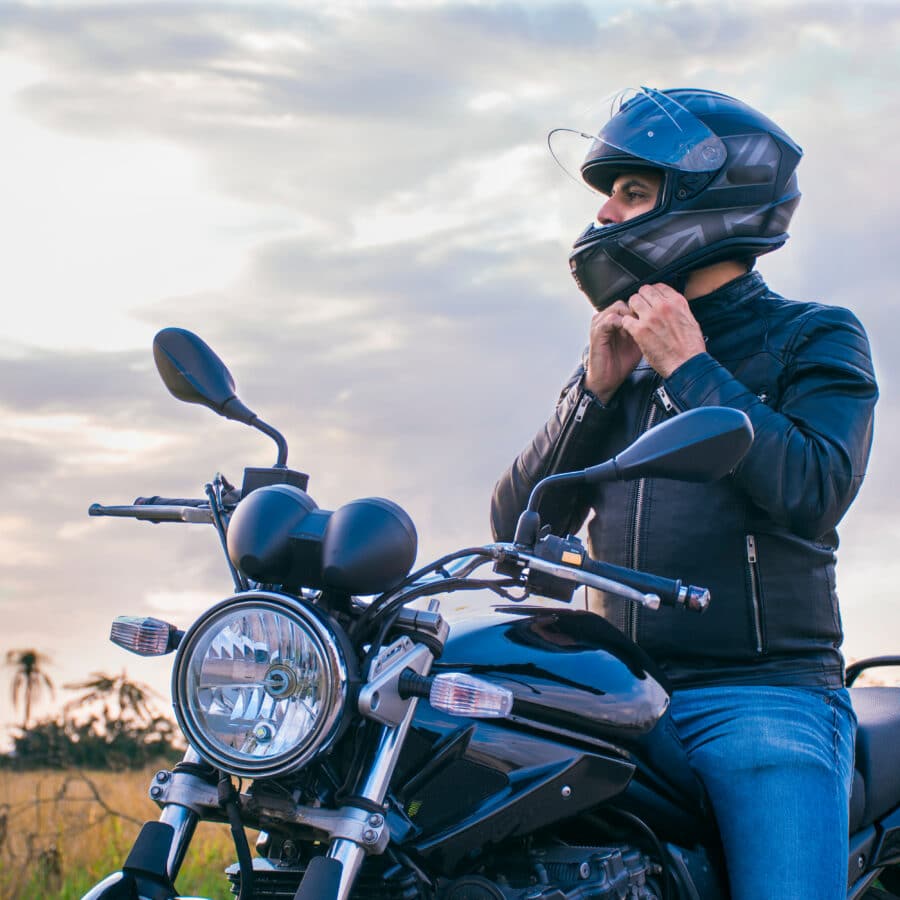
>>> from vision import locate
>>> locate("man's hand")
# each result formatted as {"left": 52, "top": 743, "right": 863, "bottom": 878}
{"left": 620, "top": 283, "right": 706, "bottom": 378}
{"left": 584, "top": 301, "right": 643, "bottom": 404}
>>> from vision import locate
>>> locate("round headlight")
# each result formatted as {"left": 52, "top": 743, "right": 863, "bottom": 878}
{"left": 172, "top": 592, "right": 352, "bottom": 778}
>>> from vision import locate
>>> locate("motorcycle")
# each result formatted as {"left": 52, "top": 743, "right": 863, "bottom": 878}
{"left": 82, "top": 328, "right": 900, "bottom": 900}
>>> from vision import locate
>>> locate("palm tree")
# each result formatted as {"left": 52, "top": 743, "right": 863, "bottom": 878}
{"left": 64, "top": 670, "right": 160, "bottom": 726}
{"left": 5, "top": 649, "right": 55, "bottom": 730}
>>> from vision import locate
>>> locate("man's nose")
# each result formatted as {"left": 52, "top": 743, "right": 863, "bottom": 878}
{"left": 597, "top": 196, "right": 622, "bottom": 226}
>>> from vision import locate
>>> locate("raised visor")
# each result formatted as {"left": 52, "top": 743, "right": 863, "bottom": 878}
{"left": 435, "top": 606, "right": 670, "bottom": 738}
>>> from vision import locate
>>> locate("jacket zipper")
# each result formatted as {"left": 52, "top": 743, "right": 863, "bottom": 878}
{"left": 655, "top": 385, "right": 677, "bottom": 413}
{"left": 574, "top": 393, "right": 591, "bottom": 423}
{"left": 627, "top": 385, "right": 663, "bottom": 641}
{"left": 541, "top": 388, "right": 591, "bottom": 483}
{"left": 746, "top": 534, "right": 764, "bottom": 654}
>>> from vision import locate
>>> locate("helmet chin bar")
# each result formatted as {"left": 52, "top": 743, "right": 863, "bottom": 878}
{"left": 570, "top": 231, "right": 788, "bottom": 311}
{"left": 561, "top": 88, "right": 802, "bottom": 311}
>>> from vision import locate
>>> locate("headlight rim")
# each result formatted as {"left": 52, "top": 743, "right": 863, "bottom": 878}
{"left": 171, "top": 590, "right": 353, "bottom": 778}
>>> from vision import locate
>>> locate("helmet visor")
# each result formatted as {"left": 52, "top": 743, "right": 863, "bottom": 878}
{"left": 549, "top": 87, "right": 727, "bottom": 193}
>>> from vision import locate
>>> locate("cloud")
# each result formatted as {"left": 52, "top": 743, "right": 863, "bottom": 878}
{"left": 2, "top": 0, "right": 900, "bottom": 733}
{"left": 7, "top": 2, "right": 895, "bottom": 216}
{"left": 0, "top": 348, "right": 149, "bottom": 413}
{"left": 0, "top": 438, "right": 55, "bottom": 487}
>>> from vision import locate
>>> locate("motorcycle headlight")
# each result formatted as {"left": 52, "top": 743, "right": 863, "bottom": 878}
{"left": 172, "top": 592, "right": 352, "bottom": 778}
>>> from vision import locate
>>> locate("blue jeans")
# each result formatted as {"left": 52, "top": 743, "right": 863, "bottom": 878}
{"left": 668, "top": 685, "right": 856, "bottom": 900}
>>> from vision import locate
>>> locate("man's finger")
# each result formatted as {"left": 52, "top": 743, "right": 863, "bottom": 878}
{"left": 638, "top": 283, "right": 672, "bottom": 306}
{"left": 606, "top": 300, "right": 631, "bottom": 316}
{"left": 628, "top": 291, "right": 653, "bottom": 316}
{"left": 596, "top": 300, "right": 631, "bottom": 321}
{"left": 619, "top": 315, "right": 640, "bottom": 337}
{"left": 595, "top": 303, "right": 631, "bottom": 331}
{"left": 646, "top": 282, "right": 684, "bottom": 301}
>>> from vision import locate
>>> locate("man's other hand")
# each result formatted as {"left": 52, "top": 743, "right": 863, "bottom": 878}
{"left": 620, "top": 283, "right": 706, "bottom": 378}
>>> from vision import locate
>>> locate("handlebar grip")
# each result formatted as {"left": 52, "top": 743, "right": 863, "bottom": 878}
{"left": 582, "top": 557, "right": 710, "bottom": 612}
{"left": 134, "top": 496, "right": 209, "bottom": 507}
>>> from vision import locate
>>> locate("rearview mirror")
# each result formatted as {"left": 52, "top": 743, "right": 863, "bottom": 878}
{"left": 515, "top": 407, "right": 753, "bottom": 545}
{"left": 152, "top": 327, "right": 256, "bottom": 425}
{"left": 585, "top": 406, "right": 753, "bottom": 484}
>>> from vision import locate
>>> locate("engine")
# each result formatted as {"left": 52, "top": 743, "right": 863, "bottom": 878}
{"left": 440, "top": 845, "right": 662, "bottom": 899}
{"left": 225, "top": 844, "right": 662, "bottom": 900}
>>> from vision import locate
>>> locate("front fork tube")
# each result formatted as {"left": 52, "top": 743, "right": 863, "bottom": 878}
{"left": 325, "top": 694, "right": 425, "bottom": 900}
{"left": 80, "top": 749, "right": 206, "bottom": 900}
{"left": 157, "top": 747, "right": 203, "bottom": 884}
{"left": 159, "top": 803, "right": 200, "bottom": 883}
{"left": 157, "top": 708, "right": 423, "bottom": 900}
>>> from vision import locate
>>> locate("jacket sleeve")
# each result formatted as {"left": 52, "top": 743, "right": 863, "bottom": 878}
{"left": 490, "top": 363, "right": 622, "bottom": 541}
{"left": 662, "top": 305, "right": 878, "bottom": 540}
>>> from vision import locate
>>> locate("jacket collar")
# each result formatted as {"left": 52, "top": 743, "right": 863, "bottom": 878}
{"left": 688, "top": 270, "right": 768, "bottom": 326}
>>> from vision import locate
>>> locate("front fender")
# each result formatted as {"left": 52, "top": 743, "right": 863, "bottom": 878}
{"left": 81, "top": 871, "right": 212, "bottom": 900}
{"left": 80, "top": 821, "right": 210, "bottom": 900}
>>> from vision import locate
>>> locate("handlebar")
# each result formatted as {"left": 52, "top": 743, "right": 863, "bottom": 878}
{"left": 88, "top": 502, "right": 214, "bottom": 524}
{"left": 405, "top": 544, "right": 710, "bottom": 614}
{"left": 86, "top": 505, "right": 709, "bottom": 613}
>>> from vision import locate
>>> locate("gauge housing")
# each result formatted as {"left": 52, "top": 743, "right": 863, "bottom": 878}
{"left": 227, "top": 486, "right": 417, "bottom": 594}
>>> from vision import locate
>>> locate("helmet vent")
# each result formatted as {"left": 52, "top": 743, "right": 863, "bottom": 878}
{"left": 727, "top": 164, "right": 776, "bottom": 186}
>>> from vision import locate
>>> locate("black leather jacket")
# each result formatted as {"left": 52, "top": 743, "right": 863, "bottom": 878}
{"left": 491, "top": 272, "right": 878, "bottom": 690}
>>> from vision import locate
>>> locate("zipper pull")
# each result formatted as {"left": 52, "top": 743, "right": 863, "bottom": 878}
{"left": 655, "top": 386, "right": 675, "bottom": 413}
{"left": 574, "top": 393, "right": 591, "bottom": 423}
{"left": 746, "top": 534, "right": 758, "bottom": 563}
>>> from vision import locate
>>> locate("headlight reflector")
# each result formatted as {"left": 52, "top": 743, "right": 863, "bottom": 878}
{"left": 172, "top": 593, "right": 350, "bottom": 777}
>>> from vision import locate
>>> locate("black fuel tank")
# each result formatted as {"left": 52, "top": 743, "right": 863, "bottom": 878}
{"left": 435, "top": 606, "right": 670, "bottom": 740}
{"left": 389, "top": 606, "right": 677, "bottom": 872}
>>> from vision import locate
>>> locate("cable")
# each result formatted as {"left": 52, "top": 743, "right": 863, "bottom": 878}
{"left": 359, "top": 577, "right": 520, "bottom": 665}
{"left": 350, "top": 548, "right": 495, "bottom": 640}
{"left": 205, "top": 481, "right": 247, "bottom": 592}
{"left": 334, "top": 719, "right": 377, "bottom": 805}
{"left": 583, "top": 810, "right": 673, "bottom": 900}
{"left": 218, "top": 772, "right": 254, "bottom": 900}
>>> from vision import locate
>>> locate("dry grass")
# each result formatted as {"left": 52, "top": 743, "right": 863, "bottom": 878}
{"left": 0, "top": 767, "right": 242, "bottom": 899}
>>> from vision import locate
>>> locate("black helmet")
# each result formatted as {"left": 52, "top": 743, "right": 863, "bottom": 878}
{"left": 563, "top": 87, "right": 802, "bottom": 309}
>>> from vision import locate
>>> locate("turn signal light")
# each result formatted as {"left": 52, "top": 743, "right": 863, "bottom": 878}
{"left": 110, "top": 616, "right": 181, "bottom": 656}
{"left": 429, "top": 673, "right": 513, "bottom": 719}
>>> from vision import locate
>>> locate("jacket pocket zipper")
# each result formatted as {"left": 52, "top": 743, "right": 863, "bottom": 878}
{"left": 746, "top": 534, "right": 765, "bottom": 654}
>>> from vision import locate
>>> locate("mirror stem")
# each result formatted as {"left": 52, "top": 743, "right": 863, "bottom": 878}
{"left": 514, "top": 472, "right": 583, "bottom": 546}
{"left": 252, "top": 418, "right": 289, "bottom": 468}
{"left": 517, "top": 462, "right": 619, "bottom": 545}
{"left": 524, "top": 470, "right": 585, "bottom": 516}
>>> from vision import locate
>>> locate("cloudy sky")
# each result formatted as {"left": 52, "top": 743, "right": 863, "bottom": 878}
{"left": 2, "top": 0, "right": 899, "bottom": 732}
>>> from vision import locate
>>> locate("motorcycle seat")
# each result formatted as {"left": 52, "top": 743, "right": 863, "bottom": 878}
{"left": 849, "top": 687, "right": 900, "bottom": 830}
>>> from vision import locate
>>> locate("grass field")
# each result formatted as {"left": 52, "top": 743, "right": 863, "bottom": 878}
{"left": 0, "top": 767, "right": 243, "bottom": 899}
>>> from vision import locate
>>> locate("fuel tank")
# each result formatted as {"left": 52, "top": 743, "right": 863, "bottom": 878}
{"left": 435, "top": 605, "right": 670, "bottom": 740}
{"left": 390, "top": 606, "right": 678, "bottom": 872}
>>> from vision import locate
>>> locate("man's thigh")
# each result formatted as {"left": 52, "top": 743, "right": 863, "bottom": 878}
{"left": 668, "top": 685, "right": 856, "bottom": 900}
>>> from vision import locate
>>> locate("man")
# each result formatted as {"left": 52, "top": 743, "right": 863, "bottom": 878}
{"left": 490, "top": 88, "right": 878, "bottom": 899}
